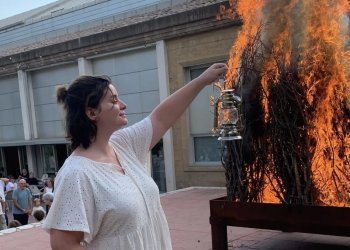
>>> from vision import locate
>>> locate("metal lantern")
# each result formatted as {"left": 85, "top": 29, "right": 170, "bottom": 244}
{"left": 214, "top": 89, "right": 243, "bottom": 140}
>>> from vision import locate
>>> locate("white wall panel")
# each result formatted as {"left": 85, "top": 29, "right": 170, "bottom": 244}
{"left": 31, "top": 63, "right": 78, "bottom": 139}
{"left": 139, "top": 69, "right": 159, "bottom": 92}
{"left": 125, "top": 114, "right": 145, "bottom": 127}
{"left": 0, "top": 92, "right": 20, "bottom": 111}
{"left": 121, "top": 93, "right": 142, "bottom": 114}
{"left": 92, "top": 47, "right": 159, "bottom": 125}
{"left": 0, "top": 125, "right": 24, "bottom": 140}
{"left": 91, "top": 56, "right": 115, "bottom": 75}
{"left": 111, "top": 68, "right": 158, "bottom": 95}
{"left": 0, "top": 75, "right": 24, "bottom": 141}
{"left": 140, "top": 91, "right": 159, "bottom": 113}
{"left": 0, "top": 108, "right": 23, "bottom": 125}
{"left": 37, "top": 121, "right": 66, "bottom": 138}
{"left": 111, "top": 73, "right": 140, "bottom": 94}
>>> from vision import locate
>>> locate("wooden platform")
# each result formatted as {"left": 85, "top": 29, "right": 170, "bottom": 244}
{"left": 210, "top": 197, "right": 350, "bottom": 250}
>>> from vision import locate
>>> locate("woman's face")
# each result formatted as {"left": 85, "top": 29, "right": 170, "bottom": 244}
{"left": 95, "top": 84, "right": 128, "bottom": 131}
{"left": 43, "top": 198, "right": 51, "bottom": 206}
{"left": 35, "top": 200, "right": 41, "bottom": 206}
{"left": 47, "top": 180, "right": 53, "bottom": 187}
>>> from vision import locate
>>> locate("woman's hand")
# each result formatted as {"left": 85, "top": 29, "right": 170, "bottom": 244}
{"left": 197, "top": 63, "right": 228, "bottom": 86}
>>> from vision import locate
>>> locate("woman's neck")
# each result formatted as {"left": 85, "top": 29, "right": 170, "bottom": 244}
{"left": 74, "top": 138, "right": 115, "bottom": 160}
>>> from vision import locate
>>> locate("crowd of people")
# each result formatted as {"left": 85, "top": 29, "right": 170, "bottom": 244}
{"left": 0, "top": 169, "right": 55, "bottom": 230}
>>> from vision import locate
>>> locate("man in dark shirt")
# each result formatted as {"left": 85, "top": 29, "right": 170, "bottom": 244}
{"left": 27, "top": 172, "right": 39, "bottom": 185}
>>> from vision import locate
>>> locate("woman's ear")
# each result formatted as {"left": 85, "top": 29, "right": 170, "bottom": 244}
{"left": 85, "top": 107, "right": 98, "bottom": 121}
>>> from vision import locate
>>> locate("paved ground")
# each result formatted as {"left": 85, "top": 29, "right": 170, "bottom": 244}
{"left": 1, "top": 187, "right": 350, "bottom": 249}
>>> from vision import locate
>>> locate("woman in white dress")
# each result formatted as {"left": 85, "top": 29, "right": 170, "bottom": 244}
{"left": 43, "top": 63, "right": 227, "bottom": 249}
{"left": 44, "top": 178, "right": 54, "bottom": 194}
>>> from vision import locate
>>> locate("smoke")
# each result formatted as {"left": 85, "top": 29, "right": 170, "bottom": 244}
{"left": 262, "top": 0, "right": 297, "bottom": 50}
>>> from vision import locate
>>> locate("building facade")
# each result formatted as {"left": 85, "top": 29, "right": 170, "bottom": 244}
{"left": 0, "top": 0, "right": 241, "bottom": 191}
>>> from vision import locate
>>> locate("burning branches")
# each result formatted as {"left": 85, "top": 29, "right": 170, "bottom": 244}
{"left": 218, "top": 0, "right": 265, "bottom": 88}
{"left": 219, "top": 0, "right": 350, "bottom": 206}
{"left": 263, "top": 55, "right": 314, "bottom": 204}
{"left": 221, "top": 28, "right": 266, "bottom": 202}
{"left": 299, "top": 0, "right": 350, "bottom": 206}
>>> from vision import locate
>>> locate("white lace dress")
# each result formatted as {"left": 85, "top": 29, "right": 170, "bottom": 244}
{"left": 43, "top": 117, "right": 172, "bottom": 250}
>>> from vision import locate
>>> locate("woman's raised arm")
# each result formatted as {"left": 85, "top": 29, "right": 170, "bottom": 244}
{"left": 149, "top": 63, "right": 227, "bottom": 149}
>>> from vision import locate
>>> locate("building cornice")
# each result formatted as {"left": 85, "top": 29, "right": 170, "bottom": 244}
{"left": 0, "top": 1, "right": 241, "bottom": 75}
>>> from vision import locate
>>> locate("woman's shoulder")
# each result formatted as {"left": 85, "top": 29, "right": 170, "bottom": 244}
{"left": 58, "top": 155, "right": 96, "bottom": 178}
{"left": 55, "top": 156, "right": 98, "bottom": 192}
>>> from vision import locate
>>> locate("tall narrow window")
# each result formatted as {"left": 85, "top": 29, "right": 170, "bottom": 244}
{"left": 18, "top": 146, "right": 28, "bottom": 171}
{"left": 56, "top": 144, "right": 70, "bottom": 170}
{"left": 151, "top": 140, "right": 167, "bottom": 193}
{"left": 42, "top": 145, "right": 57, "bottom": 175}
{"left": 0, "top": 148, "right": 6, "bottom": 177}
{"left": 188, "top": 65, "right": 221, "bottom": 165}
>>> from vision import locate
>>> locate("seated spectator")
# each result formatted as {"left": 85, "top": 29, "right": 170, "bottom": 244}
{"left": 8, "top": 220, "right": 21, "bottom": 228}
{"left": 44, "top": 178, "right": 54, "bottom": 194}
{"left": 42, "top": 192, "right": 54, "bottom": 214}
{"left": 33, "top": 210, "right": 45, "bottom": 222}
{"left": 27, "top": 172, "right": 39, "bottom": 185}
{"left": 18, "top": 169, "right": 29, "bottom": 181}
{"left": 31, "top": 198, "right": 46, "bottom": 216}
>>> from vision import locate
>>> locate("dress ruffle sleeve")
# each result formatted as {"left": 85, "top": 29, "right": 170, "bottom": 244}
{"left": 42, "top": 159, "right": 98, "bottom": 244}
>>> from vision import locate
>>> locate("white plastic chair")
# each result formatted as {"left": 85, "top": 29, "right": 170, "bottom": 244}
{"left": 28, "top": 185, "right": 42, "bottom": 200}
{"left": 41, "top": 174, "right": 49, "bottom": 183}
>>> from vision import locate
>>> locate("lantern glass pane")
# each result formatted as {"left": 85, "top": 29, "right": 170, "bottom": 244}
{"left": 219, "top": 108, "right": 239, "bottom": 126}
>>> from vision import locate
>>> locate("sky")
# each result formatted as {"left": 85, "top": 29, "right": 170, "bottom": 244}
{"left": 0, "top": 0, "right": 58, "bottom": 20}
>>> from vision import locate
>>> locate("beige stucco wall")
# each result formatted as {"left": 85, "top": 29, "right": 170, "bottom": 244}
{"left": 166, "top": 25, "right": 241, "bottom": 189}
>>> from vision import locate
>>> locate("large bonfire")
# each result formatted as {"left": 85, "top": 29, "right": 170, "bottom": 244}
{"left": 218, "top": 0, "right": 350, "bottom": 206}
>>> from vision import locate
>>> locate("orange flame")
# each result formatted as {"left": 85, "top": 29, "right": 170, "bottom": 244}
{"left": 299, "top": 0, "right": 350, "bottom": 206}
{"left": 219, "top": 0, "right": 266, "bottom": 89}
{"left": 261, "top": 0, "right": 299, "bottom": 123}
{"left": 221, "top": 0, "right": 350, "bottom": 206}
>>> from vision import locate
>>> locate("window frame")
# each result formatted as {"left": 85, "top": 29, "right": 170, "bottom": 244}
{"left": 40, "top": 144, "right": 57, "bottom": 175}
{"left": 185, "top": 64, "right": 224, "bottom": 170}
{"left": 0, "top": 148, "right": 6, "bottom": 177}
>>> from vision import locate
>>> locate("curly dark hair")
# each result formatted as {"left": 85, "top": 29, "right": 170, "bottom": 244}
{"left": 33, "top": 209, "right": 45, "bottom": 222}
{"left": 56, "top": 75, "right": 111, "bottom": 150}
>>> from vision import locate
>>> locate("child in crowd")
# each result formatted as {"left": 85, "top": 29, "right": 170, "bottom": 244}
{"left": 31, "top": 198, "right": 46, "bottom": 216}
{"left": 33, "top": 210, "right": 45, "bottom": 222}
